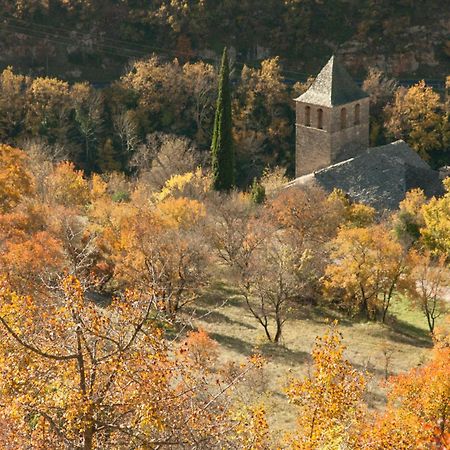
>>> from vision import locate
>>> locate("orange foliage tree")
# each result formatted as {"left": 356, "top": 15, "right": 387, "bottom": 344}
{"left": 387, "top": 345, "right": 450, "bottom": 442}
{"left": 0, "top": 276, "right": 260, "bottom": 449}
{"left": 0, "top": 144, "right": 34, "bottom": 212}
{"left": 105, "top": 195, "right": 208, "bottom": 316}
{"left": 46, "top": 161, "right": 91, "bottom": 207}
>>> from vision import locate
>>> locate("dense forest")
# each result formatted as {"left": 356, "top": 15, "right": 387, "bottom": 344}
{"left": 0, "top": 59, "right": 448, "bottom": 182}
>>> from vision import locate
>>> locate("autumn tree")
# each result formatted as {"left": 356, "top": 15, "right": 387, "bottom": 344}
{"left": 324, "top": 225, "right": 408, "bottom": 321}
{"left": 232, "top": 404, "right": 271, "bottom": 450}
{"left": 0, "top": 229, "right": 65, "bottom": 293}
{"left": 362, "top": 68, "right": 397, "bottom": 145}
{"left": 206, "top": 192, "right": 293, "bottom": 342}
{"left": 25, "top": 76, "right": 73, "bottom": 149}
{"left": 20, "top": 139, "right": 67, "bottom": 201}
{"left": 384, "top": 81, "right": 447, "bottom": 161}
{"left": 285, "top": 323, "right": 367, "bottom": 448}
{"left": 211, "top": 48, "right": 235, "bottom": 191}
{"left": 382, "top": 341, "right": 450, "bottom": 445}
{"left": 0, "top": 276, "right": 261, "bottom": 449}
{"left": 420, "top": 177, "right": 450, "bottom": 257}
{"left": 327, "top": 188, "right": 376, "bottom": 228}
{"left": 181, "top": 328, "right": 219, "bottom": 369}
{"left": 108, "top": 192, "right": 208, "bottom": 316}
{"left": 259, "top": 166, "right": 289, "bottom": 198}
{"left": 0, "top": 144, "right": 34, "bottom": 212}
{"left": 182, "top": 61, "right": 217, "bottom": 145}
{"left": 406, "top": 250, "right": 448, "bottom": 334}
{"left": 234, "top": 57, "right": 292, "bottom": 182}
{"left": 268, "top": 186, "right": 342, "bottom": 250}
{"left": 206, "top": 191, "right": 257, "bottom": 267}
{"left": 121, "top": 56, "right": 187, "bottom": 134}
{"left": 46, "top": 161, "right": 91, "bottom": 207}
{"left": 72, "top": 82, "right": 105, "bottom": 172}
{"left": 0, "top": 67, "right": 29, "bottom": 141}
{"left": 267, "top": 186, "right": 343, "bottom": 300}
{"left": 112, "top": 108, "right": 140, "bottom": 159}
{"left": 358, "top": 408, "right": 436, "bottom": 449}
{"left": 393, "top": 187, "right": 427, "bottom": 248}
{"left": 130, "top": 133, "right": 205, "bottom": 190}
{"left": 238, "top": 232, "right": 304, "bottom": 343}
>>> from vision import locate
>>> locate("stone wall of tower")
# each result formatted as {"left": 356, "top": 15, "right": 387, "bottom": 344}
{"left": 329, "top": 98, "right": 370, "bottom": 164}
{"left": 295, "top": 102, "right": 332, "bottom": 177}
{"left": 295, "top": 97, "right": 370, "bottom": 178}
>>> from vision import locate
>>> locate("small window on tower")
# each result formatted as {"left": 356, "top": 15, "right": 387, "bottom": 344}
{"left": 340, "top": 107, "right": 347, "bottom": 129}
{"left": 305, "top": 106, "right": 311, "bottom": 126}
{"left": 317, "top": 108, "right": 323, "bottom": 129}
{"left": 354, "top": 104, "right": 360, "bottom": 125}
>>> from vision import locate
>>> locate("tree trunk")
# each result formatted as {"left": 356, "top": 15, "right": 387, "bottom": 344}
{"left": 274, "top": 311, "right": 283, "bottom": 344}
{"left": 83, "top": 427, "right": 94, "bottom": 450}
{"left": 274, "top": 323, "right": 282, "bottom": 343}
{"left": 262, "top": 323, "right": 273, "bottom": 342}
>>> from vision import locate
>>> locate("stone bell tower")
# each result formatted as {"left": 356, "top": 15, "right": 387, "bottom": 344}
{"left": 294, "top": 56, "right": 370, "bottom": 177}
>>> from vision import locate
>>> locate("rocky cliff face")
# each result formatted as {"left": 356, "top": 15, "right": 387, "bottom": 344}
{"left": 339, "top": 17, "right": 449, "bottom": 78}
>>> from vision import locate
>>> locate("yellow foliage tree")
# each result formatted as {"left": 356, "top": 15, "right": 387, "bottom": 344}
{"left": 110, "top": 198, "right": 208, "bottom": 316}
{"left": 327, "top": 188, "right": 376, "bottom": 228}
{"left": 25, "top": 76, "right": 72, "bottom": 144}
{"left": 47, "top": 161, "right": 91, "bottom": 207}
{"left": 285, "top": 323, "right": 367, "bottom": 449}
{"left": 420, "top": 177, "right": 450, "bottom": 257}
{"left": 386, "top": 344, "right": 450, "bottom": 444}
{"left": 324, "top": 225, "right": 408, "bottom": 321}
{"left": 393, "top": 188, "right": 427, "bottom": 247}
{"left": 406, "top": 250, "right": 448, "bottom": 333}
{"left": 0, "top": 67, "right": 30, "bottom": 140}
{"left": 0, "top": 276, "right": 260, "bottom": 449}
{"left": 0, "top": 144, "right": 34, "bottom": 212}
{"left": 385, "top": 81, "right": 445, "bottom": 160}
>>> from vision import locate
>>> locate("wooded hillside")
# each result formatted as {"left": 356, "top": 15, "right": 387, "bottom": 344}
{"left": 0, "top": 0, "right": 449, "bottom": 82}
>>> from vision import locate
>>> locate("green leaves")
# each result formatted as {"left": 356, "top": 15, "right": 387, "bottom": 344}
{"left": 211, "top": 48, "right": 235, "bottom": 191}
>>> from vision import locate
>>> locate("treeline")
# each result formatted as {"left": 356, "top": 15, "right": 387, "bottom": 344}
{"left": 0, "top": 58, "right": 295, "bottom": 181}
{"left": 0, "top": 141, "right": 449, "bottom": 447}
{"left": 0, "top": 60, "right": 448, "bottom": 184}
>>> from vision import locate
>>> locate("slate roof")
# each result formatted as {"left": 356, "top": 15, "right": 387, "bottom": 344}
{"left": 295, "top": 55, "right": 369, "bottom": 107}
{"left": 288, "top": 141, "right": 443, "bottom": 210}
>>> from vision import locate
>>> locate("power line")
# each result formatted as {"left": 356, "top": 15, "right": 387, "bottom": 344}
{"left": 0, "top": 14, "right": 311, "bottom": 79}
{"left": 4, "top": 14, "right": 444, "bottom": 88}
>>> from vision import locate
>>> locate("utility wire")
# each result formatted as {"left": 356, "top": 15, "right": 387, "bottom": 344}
{"left": 0, "top": 14, "right": 311, "bottom": 79}
{"left": 0, "top": 15, "right": 444, "bottom": 88}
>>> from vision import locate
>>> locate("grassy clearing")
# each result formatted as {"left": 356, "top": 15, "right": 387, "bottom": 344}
{"left": 184, "top": 281, "right": 438, "bottom": 432}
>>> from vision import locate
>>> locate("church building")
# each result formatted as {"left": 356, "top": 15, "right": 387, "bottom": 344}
{"left": 290, "top": 56, "right": 442, "bottom": 210}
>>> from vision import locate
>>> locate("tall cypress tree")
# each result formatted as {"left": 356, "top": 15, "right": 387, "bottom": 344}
{"left": 211, "top": 47, "right": 234, "bottom": 191}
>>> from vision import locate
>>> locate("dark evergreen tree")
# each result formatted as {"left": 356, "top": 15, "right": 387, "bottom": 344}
{"left": 211, "top": 48, "right": 234, "bottom": 191}
{"left": 251, "top": 178, "right": 266, "bottom": 204}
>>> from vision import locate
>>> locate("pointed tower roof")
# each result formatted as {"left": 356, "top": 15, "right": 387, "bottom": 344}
{"left": 295, "top": 55, "right": 368, "bottom": 107}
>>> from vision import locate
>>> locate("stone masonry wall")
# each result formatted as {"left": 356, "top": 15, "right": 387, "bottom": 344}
{"left": 295, "top": 97, "right": 369, "bottom": 177}
{"left": 329, "top": 98, "right": 369, "bottom": 163}
{"left": 296, "top": 125, "right": 331, "bottom": 176}
{"left": 295, "top": 102, "right": 333, "bottom": 176}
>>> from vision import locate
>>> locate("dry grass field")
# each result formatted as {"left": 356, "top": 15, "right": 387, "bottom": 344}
{"left": 184, "top": 280, "right": 439, "bottom": 433}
